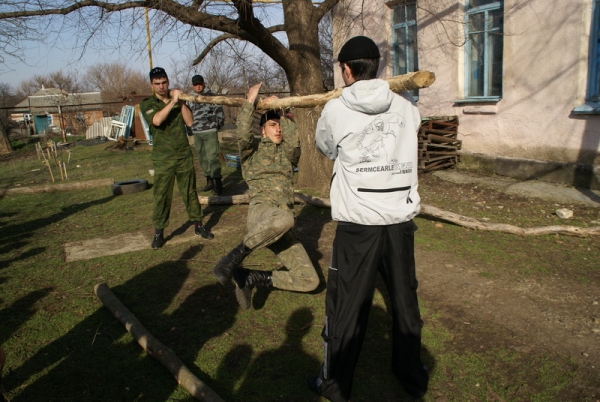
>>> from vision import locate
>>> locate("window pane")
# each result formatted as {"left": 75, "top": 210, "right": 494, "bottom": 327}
{"left": 469, "top": 13, "right": 484, "bottom": 33}
{"left": 469, "top": 0, "right": 497, "bottom": 7}
{"left": 592, "top": 35, "right": 600, "bottom": 100}
{"left": 394, "top": 27, "right": 407, "bottom": 74}
{"left": 468, "top": 32, "right": 484, "bottom": 96}
{"left": 489, "top": 8, "right": 504, "bottom": 30}
{"left": 406, "top": 2, "right": 417, "bottom": 21}
{"left": 393, "top": 6, "right": 406, "bottom": 24}
{"left": 594, "top": 6, "right": 600, "bottom": 99}
{"left": 408, "top": 24, "right": 419, "bottom": 71}
{"left": 489, "top": 32, "right": 504, "bottom": 96}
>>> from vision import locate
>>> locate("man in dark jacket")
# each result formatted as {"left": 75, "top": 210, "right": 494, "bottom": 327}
{"left": 187, "top": 75, "right": 226, "bottom": 195}
{"left": 139, "top": 67, "right": 214, "bottom": 249}
{"left": 211, "top": 82, "right": 319, "bottom": 309}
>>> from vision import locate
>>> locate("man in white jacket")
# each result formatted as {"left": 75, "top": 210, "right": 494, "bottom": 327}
{"left": 308, "top": 36, "right": 429, "bottom": 401}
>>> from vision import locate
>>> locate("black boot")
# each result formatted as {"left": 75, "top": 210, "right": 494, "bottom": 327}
{"left": 212, "top": 243, "right": 251, "bottom": 285}
{"left": 151, "top": 229, "right": 164, "bottom": 249}
{"left": 201, "top": 176, "right": 214, "bottom": 192}
{"left": 194, "top": 222, "right": 214, "bottom": 239}
{"left": 213, "top": 177, "right": 223, "bottom": 196}
{"left": 232, "top": 268, "right": 272, "bottom": 309}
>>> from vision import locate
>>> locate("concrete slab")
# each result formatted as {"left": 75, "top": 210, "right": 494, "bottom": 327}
{"left": 433, "top": 170, "right": 600, "bottom": 208}
{"left": 63, "top": 227, "right": 215, "bottom": 262}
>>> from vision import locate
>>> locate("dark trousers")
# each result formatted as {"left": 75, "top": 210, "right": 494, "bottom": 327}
{"left": 152, "top": 157, "right": 203, "bottom": 229}
{"left": 317, "top": 220, "right": 428, "bottom": 402}
{"left": 193, "top": 129, "right": 221, "bottom": 179}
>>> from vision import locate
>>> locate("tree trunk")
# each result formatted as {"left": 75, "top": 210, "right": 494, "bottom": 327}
{"left": 283, "top": 0, "right": 334, "bottom": 192}
{"left": 0, "top": 120, "right": 14, "bottom": 155}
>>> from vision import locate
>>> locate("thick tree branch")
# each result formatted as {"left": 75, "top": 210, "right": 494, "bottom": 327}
{"left": 179, "top": 71, "right": 436, "bottom": 108}
{"left": 192, "top": 24, "right": 285, "bottom": 66}
{"left": 192, "top": 33, "right": 238, "bottom": 66}
{"left": 314, "top": 0, "right": 341, "bottom": 20}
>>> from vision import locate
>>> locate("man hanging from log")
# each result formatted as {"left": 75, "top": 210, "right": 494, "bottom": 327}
{"left": 212, "top": 83, "right": 319, "bottom": 309}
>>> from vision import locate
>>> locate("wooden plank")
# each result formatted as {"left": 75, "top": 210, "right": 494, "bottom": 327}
{"left": 427, "top": 133, "right": 460, "bottom": 144}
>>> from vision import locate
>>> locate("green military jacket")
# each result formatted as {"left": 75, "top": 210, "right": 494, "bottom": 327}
{"left": 237, "top": 102, "right": 300, "bottom": 211}
{"left": 140, "top": 94, "right": 192, "bottom": 161}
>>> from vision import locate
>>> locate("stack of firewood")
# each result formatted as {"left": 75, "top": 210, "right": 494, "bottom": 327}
{"left": 418, "top": 116, "right": 461, "bottom": 172}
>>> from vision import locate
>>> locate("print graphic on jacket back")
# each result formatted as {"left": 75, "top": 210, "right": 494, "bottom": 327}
{"left": 356, "top": 114, "right": 405, "bottom": 164}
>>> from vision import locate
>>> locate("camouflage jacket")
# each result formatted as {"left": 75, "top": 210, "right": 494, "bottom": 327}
{"left": 237, "top": 101, "right": 300, "bottom": 211}
{"left": 140, "top": 94, "right": 192, "bottom": 161}
{"left": 187, "top": 87, "right": 225, "bottom": 133}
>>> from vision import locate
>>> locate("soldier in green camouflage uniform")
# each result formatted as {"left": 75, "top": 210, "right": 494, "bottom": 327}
{"left": 187, "top": 75, "right": 225, "bottom": 195}
{"left": 139, "top": 67, "right": 214, "bottom": 249}
{"left": 212, "top": 82, "right": 319, "bottom": 309}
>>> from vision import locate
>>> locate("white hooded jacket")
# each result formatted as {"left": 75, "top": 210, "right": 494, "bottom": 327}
{"left": 316, "top": 79, "right": 421, "bottom": 225}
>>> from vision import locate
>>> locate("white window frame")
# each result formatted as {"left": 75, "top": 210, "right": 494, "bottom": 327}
{"left": 464, "top": 0, "right": 504, "bottom": 100}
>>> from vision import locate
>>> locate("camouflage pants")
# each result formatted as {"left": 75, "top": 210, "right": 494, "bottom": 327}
{"left": 193, "top": 129, "right": 221, "bottom": 179}
{"left": 244, "top": 204, "right": 319, "bottom": 292}
{"left": 152, "top": 157, "right": 203, "bottom": 229}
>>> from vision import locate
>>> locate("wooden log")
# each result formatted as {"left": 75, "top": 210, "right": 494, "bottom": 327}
{"left": 93, "top": 283, "right": 223, "bottom": 402}
{"left": 419, "top": 204, "right": 600, "bottom": 237}
{"left": 0, "top": 178, "right": 115, "bottom": 196}
{"left": 209, "top": 192, "right": 600, "bottom": 237}
{"left": 180, "top": 71, "right": 435, "bottom": 109}
{"left": 423, "top": 129, "right": 459, "bottom": 137}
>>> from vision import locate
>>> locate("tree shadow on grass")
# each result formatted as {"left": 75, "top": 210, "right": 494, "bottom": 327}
{"left": 295, "top": 204, "right": 332, "bottom": 294}
{"left": 0, "top": 195, "right": 115, "bottom": 259}
{"left": 213, "top": 307, "right": 321, "bottom": 402}
{"left": 3, "top": 245, "right": 237, "bottom": 402}
{"left": 0, "top": 287, "right": 54, "bottom": 346}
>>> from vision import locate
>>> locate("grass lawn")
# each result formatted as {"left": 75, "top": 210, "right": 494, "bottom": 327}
{"left": 0, "top": 137, "right": 598, "bottom": 401}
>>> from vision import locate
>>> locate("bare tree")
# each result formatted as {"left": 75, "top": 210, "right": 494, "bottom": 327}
{"left": 83, "top": 62, "right": 149, "bottom": 114}
{"left": 0, "top": 83, "right": 19, "bottom": 153}
{"left": 0, "top": 0, "right": 341, "bottom": 189}
{"left": 47, "top": 71, "right": 83, "bottom": 93}
{"left": 16, "top": 75, "right": 48, "bottom": 99}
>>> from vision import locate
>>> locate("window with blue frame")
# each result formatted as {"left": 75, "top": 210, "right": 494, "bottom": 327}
{"left": 392, "top": 2, "right": 418, "bottom": 95}
{"left": 588, "top": 0, "right": 600, "bottom": 102}
{"left": 465, "top": 0, "right": 504, "bottom": 99}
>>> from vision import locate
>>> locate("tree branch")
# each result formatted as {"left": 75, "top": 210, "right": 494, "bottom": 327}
{"left": 192, "top": 24, "right": 285, "bottom": 66}
{"left": 314, "top": 0, "right": 341, "bottom": 20}
{"left": 179, "top": 71, "right": 436, "bottom": 108}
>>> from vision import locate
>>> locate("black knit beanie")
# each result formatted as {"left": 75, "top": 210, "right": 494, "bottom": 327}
{"left": 337, "top": 36, "right": 381, "bottom": 62}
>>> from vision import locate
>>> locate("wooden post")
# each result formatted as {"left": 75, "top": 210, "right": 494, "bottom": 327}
{"left": 94, "top": 283, "right": 224, "bottom": 402}
{"left": 45, "top": 159, "right": 55, "bottom": 182}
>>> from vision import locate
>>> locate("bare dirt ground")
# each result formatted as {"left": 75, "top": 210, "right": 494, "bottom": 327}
{"left": 281, "top": 170, "right": 600, "bottom": 400}
{"left": 216, "top": 167, "right": 600, "bottom": 367}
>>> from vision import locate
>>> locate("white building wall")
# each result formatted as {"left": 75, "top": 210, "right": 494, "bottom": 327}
{"left": 333, "top": 0, "right": 600, "bottom": 166}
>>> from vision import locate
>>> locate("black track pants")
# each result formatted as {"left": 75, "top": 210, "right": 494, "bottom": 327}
{"left": 317, "top": 220, "right": 428, "bottom": 402}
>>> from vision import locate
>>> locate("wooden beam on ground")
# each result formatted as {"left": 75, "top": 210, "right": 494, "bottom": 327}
{"left": 0, "top": 178, "right": 115, "bottom": 196}
{"left": 200, "top": 192, "right": 600, "bottom": 237}
{"left": 93, "top": 283, "right": 223, "bottom": 402}
{"left": 180, "top": 71, "right": 436, "bottom": 109}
